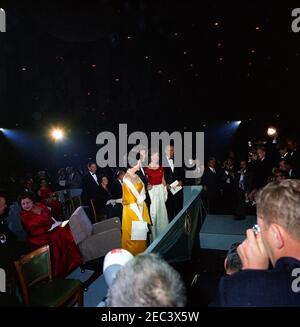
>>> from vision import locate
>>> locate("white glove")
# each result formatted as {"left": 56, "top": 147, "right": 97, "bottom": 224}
{"left": 106, "top": 199, "right": 116, "bottom": 206}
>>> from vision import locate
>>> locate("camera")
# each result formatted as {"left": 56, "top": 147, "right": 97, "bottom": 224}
{"left": 252, "top": 224, "right": 261, "bottom": 235}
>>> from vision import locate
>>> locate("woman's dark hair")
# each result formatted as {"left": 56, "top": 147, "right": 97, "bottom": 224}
{"left": 18, "top": 191, "right": 36, "bottom": 205}
{"left": 100, "top": 175, "right": 109, "bottom": 183}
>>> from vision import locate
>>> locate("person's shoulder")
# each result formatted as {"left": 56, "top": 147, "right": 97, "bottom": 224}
{"left": 219, "top": 266, "right": 297, "bottom": 307}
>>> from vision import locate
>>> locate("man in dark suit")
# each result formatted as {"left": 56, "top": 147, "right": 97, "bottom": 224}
{"left": 81, "top": 162, "right": 102, "bottom": 210}
{"left": 218, "top": 180, "right": 300, "bottom": 306}
{"left": 164, "top": 144, "right": 184, "bottom": 221}
{"left": 110, "top": 170, "right": 125, "bottom": 200}
{"left": 251, "top": 146, "right": 272, "bottom": 190}
{"left": 201, "top": 157, "right": 222, "bottom": 214}
{"left": 235, "top": 160, "right": 253, "bottom": 219}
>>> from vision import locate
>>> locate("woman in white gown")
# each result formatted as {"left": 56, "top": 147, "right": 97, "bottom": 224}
{"left": 144, "top": 150, "right": 169, "bottom": 241}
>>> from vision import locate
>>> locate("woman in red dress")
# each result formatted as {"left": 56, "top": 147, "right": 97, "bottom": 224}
{"left": 144, "top": 150, "right": 169, "bottom": 241}
{"left": 20, "top": 192, "right": 82, "bottom": 278}
{"left": 38, "top": 179, "right": 62, "bottom": 220}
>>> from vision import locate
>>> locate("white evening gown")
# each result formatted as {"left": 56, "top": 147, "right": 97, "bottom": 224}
{"left": 148, "top": 184, "right": 169, "bottom": 241}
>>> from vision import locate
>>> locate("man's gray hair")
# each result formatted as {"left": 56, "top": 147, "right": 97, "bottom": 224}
{"left": 106, "top": 253, "right": 186, "bottom": 307}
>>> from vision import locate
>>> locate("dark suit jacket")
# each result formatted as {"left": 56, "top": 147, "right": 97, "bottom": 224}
{"left": 110, "top": 180, "right": 123, "bottom": 200}
{"left": 252, "top": 158, "right": 272, "bottom": 189}
{"left": 81, "top": 172, "right": 101, "bottom": 205}
{"left": 218, "top": 257, "right": 300, "bottom": 307}
{"left": 136, "top": 168, "right": 151, "bottom": 207}
{"left": 236, "top": 169, "right": 253, "bottom": 193}
{"left": 164, "top": 157, "right": 185, "bottom": 187}
{"left": 201, "top": 168, "right": 221, "bottom": 198}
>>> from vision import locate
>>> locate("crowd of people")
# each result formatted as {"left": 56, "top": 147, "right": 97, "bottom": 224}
{"left": 200, "top": 137, "right": 300, "bottom": 219}
{"left": 0, "top": 136, "right": 300, "bottom": 307}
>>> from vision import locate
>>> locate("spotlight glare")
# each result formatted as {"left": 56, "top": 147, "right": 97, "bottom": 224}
{"left": 51, "top": 128, "right": 64, "bottom": 141}
{"left": 0, "top": 128, "right": 4, "bottom": 132}
{"left": 267, "top": 127, "right": 277, "bottom": 137}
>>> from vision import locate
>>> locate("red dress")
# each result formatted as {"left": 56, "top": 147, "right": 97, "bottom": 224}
{"left": 21, "top": 203, "right": 82, "bottom": 278}
{"left": 144, "top": 166, "right": 164, "bottom": 185}
{"left": 38, "top": 187, "right": 62, "bottom": 220}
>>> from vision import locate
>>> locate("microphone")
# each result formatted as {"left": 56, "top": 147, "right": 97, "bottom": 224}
{"left": 103, "top": 249, "right": 134, "bottom": 287}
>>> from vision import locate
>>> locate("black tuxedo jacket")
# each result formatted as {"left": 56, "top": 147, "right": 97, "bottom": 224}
{"left": 252, "top": 158, "right": 272, "bottom": 189}
{"left": 163, "top": 157, "right": 185, "bottom": 187}
{"left": 201, "top": 168, "right": 221, "bottom": 197}
{"left": 81, "top": 172, "right": 101, "bottom": 205}
{"left": 136, "top": 168, "right": 151, "bottom": 206}
{"left": 110, "top": 180, "right": 123, "bottom": 200}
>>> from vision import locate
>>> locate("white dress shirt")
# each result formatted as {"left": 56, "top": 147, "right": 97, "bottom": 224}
{"left": 209, "top": 167, "right": 216, "bottom": 174}
{"left": 167, "top": 157, "right": 174, "bottom": 172}
{"left": 90, "top": 171, "right": 99, "bottom": 185}
{"left": 140, "top": 166, "right": 145, "bottom": 176}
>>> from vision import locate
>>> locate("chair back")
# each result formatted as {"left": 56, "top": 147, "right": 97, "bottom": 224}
{"left": 69, "top": 206, "right": 93, "bottom": 244}
{"left": 90, "top": 199, "right": 97, "bottom": 222}
{"left": 70, "top": 195, "right": 82, "bottom": 212}
{"left": 14, "top": 245, "right": 52, "bottom": 305}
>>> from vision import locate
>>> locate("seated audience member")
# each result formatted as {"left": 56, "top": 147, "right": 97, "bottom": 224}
{"left": 98, "top": 176, "right": 122, "bottom": 219}
{"left": 66, "top": 166, "right": 82, "bottom": 198}
{"left": 57, "top": 168, "right": 67, "bottom": 190}
{"left": 0, "top": 193, "right": 28, "bottom": 305}
{"left": 107, "top": 253, "right": 186, "bottom": 307}
{"left": 5, "top": 201, "right": 27, "bottom": 241}
{"left": 21, "top": 177, "right": 35, "bottom": 193}
{"left": 0, "top": 193, "right": 28, "bottom": 272}
{"left": 271, "top": 169, "right": 289, "bottom": 183}
{"left": 279, "top": 158, "right": 299, "bottom": 179}
{"left": 38, "top": 179, "right": 62, "bottom": 220}
{"left": 218, "top": 180, "right": 300, "bottom": 306}
{"left": 19, "top": 192, "right": 82, "bottom": 278}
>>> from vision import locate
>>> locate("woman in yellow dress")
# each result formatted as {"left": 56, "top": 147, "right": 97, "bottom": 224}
{"left": 122, "top": 158, "right": 151, "bottom": 255}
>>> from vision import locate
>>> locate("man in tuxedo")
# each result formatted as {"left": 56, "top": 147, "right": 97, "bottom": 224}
{"left": 235, "top": 160, "right": 253, "bottom": 219}
{"left": 110, "top": 170, "right": 125, "bottom": 200}
{"left": 164, "top": 145, "right": 184, "bottom": 221}
{"left": 81, "top": 162, "right": 102, "bottom": 211}
{"left": 286, "top": 137, "right": 300, "bottom": 166}
{"left": 251, "top": 146, "right": 272, "bottom": 190}
{"left": 201, "top": 157, "right": 222, "bottom": 214}
{"left": 219, "top": 180, "right": 300, "bottom": 306}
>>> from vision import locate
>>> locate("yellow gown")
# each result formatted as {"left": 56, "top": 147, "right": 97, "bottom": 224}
{"left": 121, "top": 180, "right": 151, "bottom": 256}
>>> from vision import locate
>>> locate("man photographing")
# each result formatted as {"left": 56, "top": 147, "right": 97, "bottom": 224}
{"left": 219, "top": 179, "right": 300, "bottom": 306}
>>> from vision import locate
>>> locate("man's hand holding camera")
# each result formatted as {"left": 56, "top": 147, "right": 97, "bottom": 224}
{"left": 237, "top": 228, "right": 269, "bottom": 270}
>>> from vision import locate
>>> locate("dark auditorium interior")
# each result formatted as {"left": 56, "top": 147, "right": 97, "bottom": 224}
{"left": 0, "top": 0, "right": 300, "bottom": 312}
